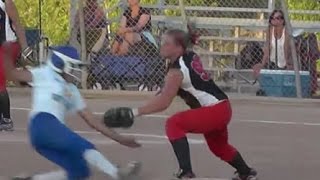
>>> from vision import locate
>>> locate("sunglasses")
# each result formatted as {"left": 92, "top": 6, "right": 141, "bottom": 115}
{"left": 271, "top": 16, "right": 284, "bottom": 20}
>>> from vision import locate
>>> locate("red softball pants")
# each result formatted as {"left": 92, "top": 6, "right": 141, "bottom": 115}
{"left": 0, "top": 42, "right": 21, "bottom": 92}
{"left": 166, "top": 100, "right": 237, "bottom": 162}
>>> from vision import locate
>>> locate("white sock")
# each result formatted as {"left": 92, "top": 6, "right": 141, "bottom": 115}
{"left": 84, "top": 149, "right": 119, "bottom": 179}
{"left": 32, "top": 170, "right": 67, "bottom": 180}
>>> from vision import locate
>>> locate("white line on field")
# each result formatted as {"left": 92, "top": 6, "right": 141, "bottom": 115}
{"left": 191, "top": 179, "right": 229, "bottom": 180}
{"left": 10, "top": 107, "right": 320, "bottom": 126}
{"left": 0, "top": 136, "right": 174, "bottom": 145}
{"left": 153, "top": 178, "right": 229, "bottom": 180}
{"left": 12, "top": 107, "right": 30, "bottom": 111}
{"left": 0, "top": 177, "right": 228, "bottom": 180}
{"left": 239, "top": 120, "right": 320, "bottom": 126}
{"left": 12, "top": 128, "right": 205, "bottom": 144}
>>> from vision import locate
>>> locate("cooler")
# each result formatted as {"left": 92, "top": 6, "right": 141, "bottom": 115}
{"left": 258, "top": 69, "right": 311, "bottom": 98}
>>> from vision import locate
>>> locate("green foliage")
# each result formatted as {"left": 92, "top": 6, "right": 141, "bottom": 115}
{"left": 14, "top": 0, "right": 320, "bottom": 45}
{"left": 140, "top": 0, "right": 158, "bottom": 4}
{"left": 16, "top": 0, "right": 70, "bottom": 45}
{"left": 287, "top": 0, "right": 320, "bottom": 21}
{"left": 15, "top": 0, "right": 38, "bottom": 28}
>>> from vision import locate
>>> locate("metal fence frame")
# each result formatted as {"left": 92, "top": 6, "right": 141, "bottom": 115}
{"left": 23, "top": 0, "right": 320, "bottom": 98}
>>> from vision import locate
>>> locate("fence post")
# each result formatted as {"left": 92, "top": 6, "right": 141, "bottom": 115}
{"left": 158, "top": 0, "right": 165, "bottom": 15}
{"left": 78, "top": 0, "right": 87, "bottom": 89}
{"left": 178, "top": 0, "right": 188, "bottom": 31}
{"left": 70, "top": 0, "right": 77, "bottom": 33}
{"left": 280, "top": 0, "right": 302, "bottom": 98}
{"left": 268, "top": 0, "right": 275, "bottom": 12}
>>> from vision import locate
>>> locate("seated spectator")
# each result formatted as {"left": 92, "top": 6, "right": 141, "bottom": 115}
{"left": 237, "top": 41, "right": 263, "bottom": 69}
{"left": 253, "top": 9, "right": 293, "bottom": 77}
{"left": 295, "top": 31, "right": 320, "bottom": 95}
{"left": 71, "top": 0, "right": 108, "bottom": 55}
{"left": 111, "top": 0, "right": 156, "bottom": 55}
{"left": 69, "top": 0, "right": 109, "bottom": 89}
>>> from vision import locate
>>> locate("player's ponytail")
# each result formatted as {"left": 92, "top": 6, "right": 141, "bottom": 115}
{"left": 187, "top": 23, "right": 200, "bottom": 46}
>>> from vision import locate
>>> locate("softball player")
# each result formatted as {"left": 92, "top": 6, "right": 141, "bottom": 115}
{"left": 104, "top": 28, "right": 258, "bottom": 180}
{"left": 2, "top": 44, "right": 141, "bottom": 180}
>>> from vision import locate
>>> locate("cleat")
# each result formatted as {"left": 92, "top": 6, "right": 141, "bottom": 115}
{"left": 117, "top": 161, "right": 141, "bottom": 180}
{"left": 232, "top": 168, "right": 258, "bottom": 180}
{"left": 11, "top": 175, "right": 32, "bottom": 180}
{"left": 171, "top": 169, "right": 196, "bottom": 179}
{"left": 0, "top": 118, "right": 14, "bottom": 131}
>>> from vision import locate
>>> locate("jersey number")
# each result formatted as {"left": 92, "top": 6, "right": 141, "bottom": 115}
{"left": 191, "top": 55, "right": 210, "bottom": 81}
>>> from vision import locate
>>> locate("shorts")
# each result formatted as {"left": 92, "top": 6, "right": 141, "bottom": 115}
{"left": 29, "top": 112, "right": 96, "bottom": 180}
{"left": 0, "top": 42, "right": 21, "bottom": 91}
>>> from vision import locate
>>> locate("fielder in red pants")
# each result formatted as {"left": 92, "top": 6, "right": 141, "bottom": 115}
{"left": 109, "top": 27, "right": 258, "bottom": 180}
{"left": 0, "top": 42, "right": 20, "bottom": 130}
{"left": 0, "top": 0, "right": 31, "bottom": 131}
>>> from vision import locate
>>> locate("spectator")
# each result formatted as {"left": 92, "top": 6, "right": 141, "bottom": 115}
{"left": 253, "top": 9, "right": 293, "bottom": 77}
{"left": 71, "top": 0, "right": 108, "bottom": 55}
{"left": 0, "top": 0, "right": 30, "bottom": 131}
{"left": 70, "top": 0, "right": 109, "bottom": 89}
{"left": 237, "top": 41, "right": 263, "bottom": 69}
{"left": 111, "top": 0, "right": 156, "bottom": 55}
{"left": 295, "top": 31, "right": 320, "bottom": 95}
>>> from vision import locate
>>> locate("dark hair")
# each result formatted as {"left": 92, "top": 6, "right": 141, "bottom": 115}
{"left": 269, "top": 9, "right": 285, "bottom": 25}
{"left": 165, "top": 24, "right": 200, "bottom": 50}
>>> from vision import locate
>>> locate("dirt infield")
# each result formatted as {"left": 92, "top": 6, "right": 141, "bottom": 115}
{"left": 0, "top": 93, "right": 319, "bottom": 180}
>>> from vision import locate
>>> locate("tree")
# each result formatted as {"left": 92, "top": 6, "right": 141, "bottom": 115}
{"left": 287, "top": 0, "right": 320, "bottom": 21}
{"left": 15, "top": 0, "right": 70, "bottom": 45}
{"left": 15, "top": 0, "right": 320, "bottom": 45}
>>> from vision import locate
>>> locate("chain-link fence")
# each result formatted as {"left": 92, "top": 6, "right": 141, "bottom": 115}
{"left": 15, "top": 0, "right": 320, "bottom": 98}
{"left": 67, "top": 0, "right": 166, "bottom": 91}
{"left": 14, "top": 0, "right": 70, "bottom": 65}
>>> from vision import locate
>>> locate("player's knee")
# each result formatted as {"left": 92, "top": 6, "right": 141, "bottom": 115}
{"left": 79, "top": 167, "right": 91, "bottom": 179}
{"left": 68, "top": 162, "right": 91, "bottom": 179}
{"left": 166, "top": 115, "right": 185, "bottom": 141}
{"left": 71, "top": 137, "right": 96, "bottom": 155}
{"left": 68, "top": 168, "right": 90, "bottom": 180}
{"left": 83, "top": 141, "right": 95, "bottom": 151}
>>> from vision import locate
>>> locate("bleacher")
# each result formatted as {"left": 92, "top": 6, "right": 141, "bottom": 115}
{"left": 142, "top": 4, "right": 320, "bottom": 93}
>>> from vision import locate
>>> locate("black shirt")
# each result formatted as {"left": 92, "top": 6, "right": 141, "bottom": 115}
{"left": 123, "top": 7, "right": 152, "bottom": 32}
{"left": 169, "top": 51, "right": 228, "bottom": 109}
{"left": 0, "top": 0, "right": 16, "bottom": 44}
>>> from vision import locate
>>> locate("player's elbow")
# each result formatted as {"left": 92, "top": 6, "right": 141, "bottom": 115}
{"left": 158, "top": 103, "right": 169, "bottom": 112}
{"left": 159, "top": 98, "right": 172, "bottom": 111}
{"left": 80, "top": 109, "right": 98, "bottom": 129}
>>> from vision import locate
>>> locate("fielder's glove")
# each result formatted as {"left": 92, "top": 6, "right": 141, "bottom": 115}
{"left": 103, "top": 107, "right": 138, "bottom": 128}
